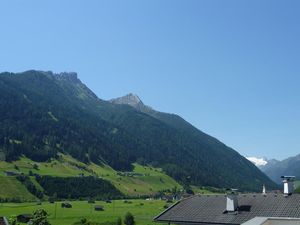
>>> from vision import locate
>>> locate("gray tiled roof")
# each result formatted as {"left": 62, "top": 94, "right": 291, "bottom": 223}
{"left": 154, "top": 194, "right": 300, "bottom": 225}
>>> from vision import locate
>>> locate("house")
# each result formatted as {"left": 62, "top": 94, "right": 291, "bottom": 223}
{"left": 0, "top": 217, "right": 9, "bottom": 225}
{"left": 94, "top": 205, "right": 104, "bottom": 211}
{"left": 17, "top": 214, "right": 32, "bottom": 223}
{"left": 154, "top": 176, "right": 300, "bottom": 225}
{"left": 4, "top": 170, "right": 22, "bottom": 176}
{"left": 61, "top": 202, "right": 72, "bottom": 208}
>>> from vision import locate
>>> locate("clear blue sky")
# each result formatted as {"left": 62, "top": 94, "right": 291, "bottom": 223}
{"left": 1, "top": 0, "right": 299, "bottom": 160}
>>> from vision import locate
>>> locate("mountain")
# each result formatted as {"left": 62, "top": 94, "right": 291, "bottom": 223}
{"left": 111, "top": 95, "right": 277, "bottom": 191}
{"left": 260, "top": 154, "right": 300, "bottom": 184}
{"left": 0, "top": 70, "right": 277, "bottom": 192}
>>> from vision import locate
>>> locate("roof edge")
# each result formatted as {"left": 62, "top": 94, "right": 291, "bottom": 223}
{"left": 153, "top": 200, "right": 183, "bottom": 221}
{"left": 153, "top": 196, "right": 196, "bottom": 222}
{"left": 154, "top": 218, "right": 239, "bottom": 225}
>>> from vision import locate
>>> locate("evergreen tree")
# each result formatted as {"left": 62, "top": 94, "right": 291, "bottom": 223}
{"left": 124, "top": 212, "right": 135, "bottom": 225}
{"left": 116, "top": 217, "right": 122, "bottom": 225}
{"left": 29, "top": 209, "right": 51, "bottom": 225}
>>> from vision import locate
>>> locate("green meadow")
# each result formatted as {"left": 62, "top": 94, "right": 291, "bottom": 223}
{"left": 0, "top": 154, "right": 182, "bottom": 198}
{"left": 0, "top": 153, "right": 213, "bottom": 225}
{"left": 0, "top": 177, "right": 36, "bottom": 202}
{"left": 0, "top": 200, "right": 168, "bottom": 225}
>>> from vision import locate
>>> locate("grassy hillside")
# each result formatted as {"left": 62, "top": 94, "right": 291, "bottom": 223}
{"left": 0, "top": 200, "right": 166, "bottom": 225}
{"left": 0, "top": 154, "right": 182, "bottom": 197}
{"left": 0, "top": 177, "right": 37, "bottom": 202}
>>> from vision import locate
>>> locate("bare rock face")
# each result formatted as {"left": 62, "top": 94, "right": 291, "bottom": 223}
{"left": 111, "top": 93, "right": 142, "bottom": 106}
{"left": 41, "top": 70, "right": 98, "bottom": 100}
{"left": 55, "top": 72, "right": 79, "bottom": 83}
{"left": 110, "top": 93, "right": 153, "bottom": 113}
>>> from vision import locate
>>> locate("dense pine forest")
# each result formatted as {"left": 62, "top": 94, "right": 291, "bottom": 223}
{"left": 35, "top": 176, "right": 124, "bottom": 200}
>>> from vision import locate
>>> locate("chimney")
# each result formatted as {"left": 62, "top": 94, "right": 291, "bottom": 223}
{"left": 281, "top": 176, "right": 295, "bottom": 196}
{"left": 226, "top": 189, "right": 238, "bottom": 212}
{"left": 262, "top": 184, "right": 266, "bottom": 195}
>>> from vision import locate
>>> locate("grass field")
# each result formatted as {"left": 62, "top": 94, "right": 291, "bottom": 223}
{"left": 0, "top": 154, "right": 182, "bottom": 198}
{"left": 0, "top": 200, "right": 168, "bottom": 225}
{"left": 0, "top": 177, "right": 37, "bottom": 201}
{"left": 191, "top": 185, "right": 217, "bottom": 194}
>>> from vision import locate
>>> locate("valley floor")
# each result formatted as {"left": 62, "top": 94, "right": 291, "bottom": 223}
{"left": 0, "top": 199, "right": 167, "bottom": 225}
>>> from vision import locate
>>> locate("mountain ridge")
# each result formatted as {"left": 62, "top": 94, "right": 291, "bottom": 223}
{"left": 0, "top": 70, "right": 277, "bottom": 192}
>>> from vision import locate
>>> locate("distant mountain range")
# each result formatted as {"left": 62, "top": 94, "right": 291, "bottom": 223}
{"left": 0, "top": 70, "right": 277, "bottom": 191}
{"left": 247, "top": 155, "right": 300, "bottom": 184}
{"left": 262, "top": 156, "right": 300, "bottom": 184}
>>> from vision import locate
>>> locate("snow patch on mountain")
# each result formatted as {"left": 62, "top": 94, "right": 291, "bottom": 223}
{"left": 246, "top": 156, "right": 268, "bottom": 167}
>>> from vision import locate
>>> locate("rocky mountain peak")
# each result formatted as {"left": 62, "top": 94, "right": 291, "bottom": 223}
{"left": 36, "top": 70, "right": 79, "bottom": 83}
{"left": 55, "top": 72, "right": 79, "bottom": 83}
{"left": 110, "top": 93, "right": 143, "bottom": 107}
{"left": 110, "top": 93, "right": 153, "bottom": 113}
{"left": 125, "top": 93, "right": 142, "bottom": 105}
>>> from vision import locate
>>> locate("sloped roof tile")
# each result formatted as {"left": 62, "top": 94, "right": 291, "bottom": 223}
{"left": 154, "top": 194, "right": 300, "bottom": 225}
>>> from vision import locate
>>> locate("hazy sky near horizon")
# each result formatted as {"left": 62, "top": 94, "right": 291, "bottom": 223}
{"left": 1, "top": 1, "right": 300, "bottom": 160}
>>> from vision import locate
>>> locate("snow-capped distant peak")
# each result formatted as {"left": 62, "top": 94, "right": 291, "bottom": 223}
{"left": 246, "top": 156, "right": 268, "bottom": 167}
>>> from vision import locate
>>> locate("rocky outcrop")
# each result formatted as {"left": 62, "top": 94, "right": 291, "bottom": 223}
{"left": 110, "top": 93, "right": 153, "bottom": 113}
